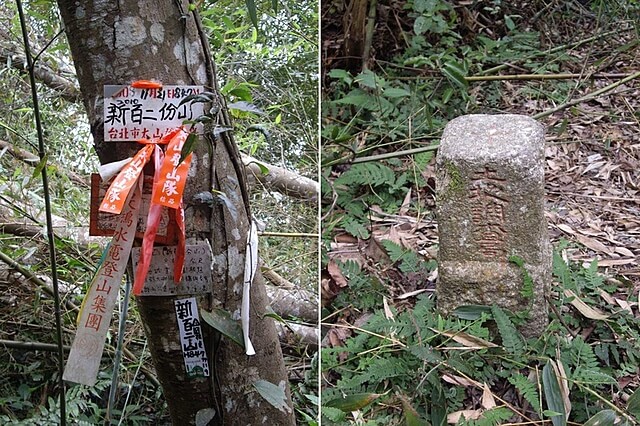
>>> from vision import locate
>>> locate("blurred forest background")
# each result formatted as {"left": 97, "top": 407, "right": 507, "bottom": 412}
{"left": 0, "top": 0, "right": 318, "bottom": 424}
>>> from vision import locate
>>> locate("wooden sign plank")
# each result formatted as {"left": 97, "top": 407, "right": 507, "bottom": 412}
{"left": 89, "top": 174, "right": 176, "bottom": 244}
{"left": 130, "top": 243, "right": 212, "bottom": 296}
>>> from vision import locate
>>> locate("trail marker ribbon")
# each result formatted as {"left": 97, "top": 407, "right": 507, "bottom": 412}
{"left": 64, "top": 176, "right": 143, "bottom": 385}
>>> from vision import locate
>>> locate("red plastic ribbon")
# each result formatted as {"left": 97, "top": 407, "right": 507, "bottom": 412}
{"left": 133, "top": 144, "right": 165, "bottom": 296}
{"left": 132, "top": 128, "right": 193, "bottom": 295}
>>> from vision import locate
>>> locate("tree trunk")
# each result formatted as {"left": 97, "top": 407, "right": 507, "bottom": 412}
{"left": 55, "top": 1, "right": 295, "bottom": 424}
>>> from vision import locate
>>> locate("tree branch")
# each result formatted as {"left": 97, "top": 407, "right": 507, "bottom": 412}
{"left": 242, "top": 153, "right": 319, "bottom": 200}
{"left": 0, "top": 49, "right": 81, "bottom": 103}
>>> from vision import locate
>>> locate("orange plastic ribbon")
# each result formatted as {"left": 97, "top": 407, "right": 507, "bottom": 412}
{"left": 99, "top": 144, "right": 154, "bottom": 214}
{"left": 97, "top": 124, "right": 192, "bottom": 296}
{"left": 152, "top": 129, "right": 192, "bottom": 209}
{"left": 131, "top": 80, "right": 163, "bottom": 89}
{"left": 99, "top": 129, "right": 178, "bottom": 214}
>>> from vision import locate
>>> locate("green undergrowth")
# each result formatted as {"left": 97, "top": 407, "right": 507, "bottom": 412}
{"left": 321, "top": 242, "right": 640, "bottom": 425}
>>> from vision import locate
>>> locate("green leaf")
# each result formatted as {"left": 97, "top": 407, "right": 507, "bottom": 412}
{"left": 195, "top": 408, "right": 216, "bottom": 426}
{"left": 247, "top": 160, "right": 270, "bottom": 175}
{"left": 31, "top": 153, "right": 47, "bottom": 180}
{"left": 246, "top": 124, "right": 271, "bottom": 142}
{"left": 383, "top": 87, "right": 411, "bottom": 98}
{"left": 414, "top": 16, "right": 431, "bottom": 35}
{"left": 430, "top": 384, "right": 446, "bottom": 426}
{"left": 442, "top": 61, "right": 468, "bottom": 90}
{"left": 504, "top": 15, "right": 516, "bottom": 31}
{"left": 354, "top": 69, "right": 382, "bottom": 89}
{"left": 262, "top": 305, "right": 286, "bottom": 324}
{"left": 400, "top": 396, "right": 429, "bottom": 426}
{"left": 452, "top": 305, "right": 492, "bottom": 320}
{"left": 324, "top": 392, "right": 384, "bottom": 412}
{"left": 333, "top": 89, "right": 376, "bottom": 110}
{"left": 179, "top": 132, "right": 198, "bottom": 165}
{"left": 178, "top": 91, "right": 217, "bottom": 107}
{"left": 253, "top": 380, "right": 292, "bottom": 414}
{"left": 245, "top": 0, "right": 258, "bottom": 29}
{"left": 322, "top": 406, "right": 346, "bottom": 422}
{"left": 228, "top": 101, "right": 265, "bottom": 115}
{"left": 441, "top": 86, "right": 454, "bottom": 104}
{"left": 628, "top": 387, "right": 640, "bottom": 415}
{"left": 583, "top": 410, "right": 618, "bottom": 426}
{"left": 542, "top": 360, "right": 567, "bottom": 426}
{"left": 226, "top": 84, "right": 253, "bottom": 101}
{"left": 200, "top": 308, "right": 244, "bottom": 348}
{"left": 328, "top": 69, "right": 353, "bottom": 85}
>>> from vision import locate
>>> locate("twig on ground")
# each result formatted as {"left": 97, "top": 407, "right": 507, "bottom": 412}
{"left": 533, "top": 71, "right": 640, "bottom": 119}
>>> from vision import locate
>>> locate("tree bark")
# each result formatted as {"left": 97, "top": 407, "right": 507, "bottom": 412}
{"left": 55, "top": 1, "right": 295, "bottom": 424}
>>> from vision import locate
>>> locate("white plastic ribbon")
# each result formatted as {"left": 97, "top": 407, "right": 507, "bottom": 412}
{"left": 64, "top": 175, "right": 143, "bottom": 385}
{"left": 241, "top": 220, "right": 258, "bottom": 356}
{"left": 98, "top": 157, "right": 132, "bottom": 181}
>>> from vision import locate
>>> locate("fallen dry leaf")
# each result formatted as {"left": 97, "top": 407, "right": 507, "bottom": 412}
{"left": 327, "top": 259, "right": 348, "bottom": 288}
{"left": 430, "top": 328, "right": 499, "bottom": 349}
{"left": 383, "top": 296, "right": 394, "bottom": 320}
{"left": 442, "top": 373, "right": 481, "bottom": 388}
{"left": 564, "top": 289, "right": 609, "bottom": 320}
{"left": 575, "top": 234, "right": 612, "bottom": 254}
{"left": 447, "top": 409, "right": 482, "bottom": 423}
{"left": 481, "top": 383, "right": 496, "bottom": 409}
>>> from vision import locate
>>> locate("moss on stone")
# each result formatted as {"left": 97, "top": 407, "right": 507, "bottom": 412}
{"left": 439, "top": 160, "right": 466, "bottom": 202}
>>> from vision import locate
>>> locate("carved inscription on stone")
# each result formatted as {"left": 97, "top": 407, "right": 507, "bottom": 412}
{"left": 468, "top": 167, "right": 509, "bottom": 258}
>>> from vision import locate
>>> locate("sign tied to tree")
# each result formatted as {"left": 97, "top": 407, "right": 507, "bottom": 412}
{"left": 64, "top": 79, "right": 261, "bottom": 386}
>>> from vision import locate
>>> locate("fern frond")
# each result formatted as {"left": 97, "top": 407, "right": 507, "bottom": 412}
{"left": 508, "top": 372, "right": 542, "bottom": 413}
{"left": 570, "top": 336, "right": 599, "bottom": 371}
{"left": 552, "top": 249, "right": 573, "bottom": 288}
{"left": 572, "top": 367, "right": 617, "bottom": 385}
{"left": 491, "top": 305, "right": 525, "bottom": 355}
{"left": 508, "top": 255, "right": 534, "bottom": 300}
{"left": 582, "top": 259, "right": 604, "bottom": 289}
{"left": 334, "top": 163, "right": 396, "bottom": 188}
{"left": 476, "top": 407, "right": 513, "bottom": 426}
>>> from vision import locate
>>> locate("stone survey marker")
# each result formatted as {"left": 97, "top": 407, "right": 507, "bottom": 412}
{"left": 436, "top": 114, "right": 551, "bottom": 336}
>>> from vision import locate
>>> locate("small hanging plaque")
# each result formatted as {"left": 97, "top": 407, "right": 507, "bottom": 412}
{"left": 130, "top": 243, "right": 212, "bottom": 296}
{"left": 174, "top": 297, "right": 210, "bottom": 378}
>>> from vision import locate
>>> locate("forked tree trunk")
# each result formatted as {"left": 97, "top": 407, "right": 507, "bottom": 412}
{"left": 55, "top": 1, "right": 295, "bottom": 424}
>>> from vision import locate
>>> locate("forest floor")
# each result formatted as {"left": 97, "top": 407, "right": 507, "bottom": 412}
{"left": 322, "top": 0, "right": 640, "bottom": 424}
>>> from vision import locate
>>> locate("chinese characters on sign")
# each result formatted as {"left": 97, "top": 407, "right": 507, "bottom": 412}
{"left": 103, "top": 85, "right": 204, "bottom": 141}
{"left": 99, "top": 145, "right": 154, "bottom": 213}
{"left": 468, "top": 167, "right": 509, "bottom": 258}
{"left": 174, "top": 297, "right": 210, "bottom": 378}
{"left": 64, "top": 178, "right": 143, "bottom": 386}
{"left": 130, "top": 244, "right": 212, "bottom": 296}
{"left": 151, "top": 130, "right": 192, "bottom": 208}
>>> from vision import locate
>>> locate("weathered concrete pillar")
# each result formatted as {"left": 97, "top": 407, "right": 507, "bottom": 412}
{"left": 436, "top": 114, "right": 551, "bottom": 336}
